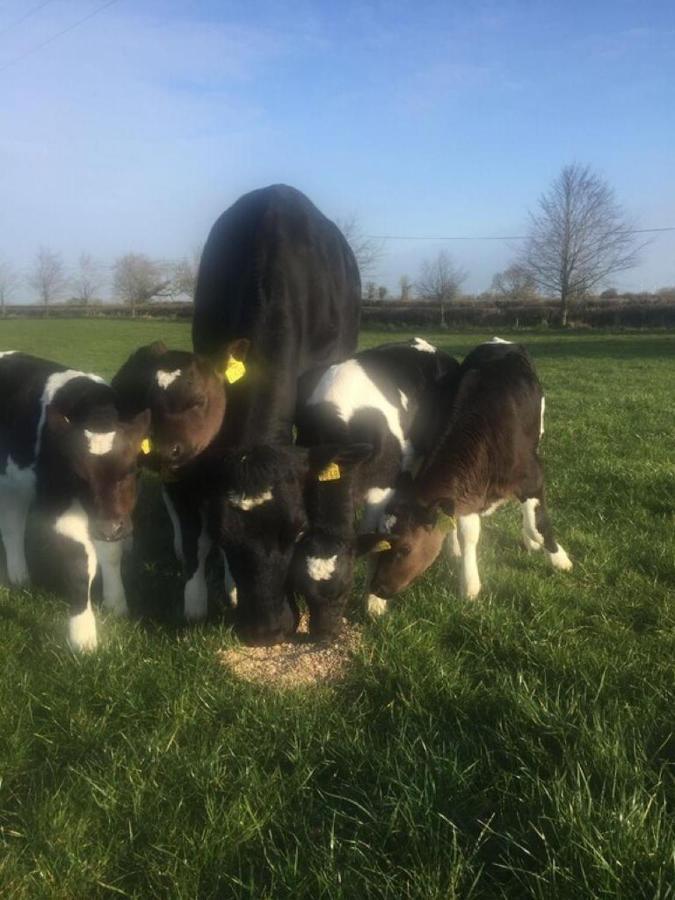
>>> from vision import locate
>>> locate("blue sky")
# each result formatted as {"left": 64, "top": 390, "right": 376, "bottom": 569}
{"left": 1, "top": 0, "right": 674, "bottom": 298}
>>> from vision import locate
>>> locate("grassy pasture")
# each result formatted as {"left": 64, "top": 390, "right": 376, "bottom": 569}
{"left": 0, "top": 320, "right": 673, "bottom": 898}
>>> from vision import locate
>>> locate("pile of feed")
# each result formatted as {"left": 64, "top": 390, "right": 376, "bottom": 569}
{"left": 217, "top": 614, "right": 361, "bottom": 687}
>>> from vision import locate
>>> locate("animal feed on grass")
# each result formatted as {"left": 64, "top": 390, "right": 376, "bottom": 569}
{"left": 217, "top": 613, "right": 361, "bottom": 687}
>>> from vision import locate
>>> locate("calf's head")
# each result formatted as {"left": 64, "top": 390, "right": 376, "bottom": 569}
{"left": 288, "top": 444, "right": 373, "bottom": 640}
{"left": 211, "top": 443, "right": 365, "bottom": 646}
{"left": 112, "top": 341, "right": 229, "bottom": 470}
{"left": 46, "top": 400, "right": 150, "bottom": 541}
{"left": 210, "top": 445, "right": 309, "bottom": 645}
{"left": 361, "top": 499, "right": 448, "bottom": 599}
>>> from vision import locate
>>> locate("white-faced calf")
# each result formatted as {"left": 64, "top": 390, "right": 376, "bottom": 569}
{"left": 0, "top": 352, "right": 149, "bottom": 650}
{"left": 365, "top": 340, "right": 572, "bottom": 609}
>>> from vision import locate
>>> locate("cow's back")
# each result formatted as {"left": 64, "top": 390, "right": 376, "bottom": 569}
{"left": 193, "top": 184, "right": 360, "bottom": 372}
{"left": 0, "top": 353, "right": 65, "bottom": 468}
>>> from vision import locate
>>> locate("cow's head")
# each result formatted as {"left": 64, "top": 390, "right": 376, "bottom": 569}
{"left": 46, "top": 401, "right": 151, "bottom": 542}
{"left": 288, "top": 444, "right": 373, "bottom": 640}
{"left": 211, "top": 443, "right": 367, "bottom": 645}
{"left": 112, "top": 340, "right": 241, "bottom": 469}
{"left": 359, "top": 497, "right": 449, "bottom": 599}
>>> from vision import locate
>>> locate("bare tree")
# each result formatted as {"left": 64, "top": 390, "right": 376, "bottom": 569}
{"left": 399, "top": 274, "right": 413, "bottom": 303}
{"left": 113, "top": 253, "right": 172, "bottom": 315}
{"left": 170, "top": 246, "right": 202, "bottom": 301}
{"left": 335, "top": 214, "right": 385, "bottom": 277}
{"left": 72, "top": 253, "right": 105, "bottom": 305}
{"left": 416, "top": 250, "right": 467, "bottom": 326}
{"left": 0, "top": 260, "right": 19, "bottom": 317}
{"left": 377, "top": 285, "right": 388, "bottom": 302}
{"left": 29, "top": 247, "right": 67, "bottom": 311}
{"left": 364, "top": 281, "right": 377, "bottom": 302}
{"left": 521, "top": 163, "right": 642, "bottom": 325}
{"left": 491, "top": 263, "right": 539, "bottom": 304}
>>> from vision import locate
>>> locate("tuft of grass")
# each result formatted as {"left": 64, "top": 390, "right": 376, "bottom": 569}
{"left": 0, "top": 321, "right": 673, "bottom": 898}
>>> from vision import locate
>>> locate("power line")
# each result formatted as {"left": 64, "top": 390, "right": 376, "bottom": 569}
{"left": 0, "top": 1, "right": 53, "bottom": 38}
{"left": 0, "top": 0, "right": 119, "bottom": 74}
{"left": 367, "top": 226, "right": 675, "bottom": 241}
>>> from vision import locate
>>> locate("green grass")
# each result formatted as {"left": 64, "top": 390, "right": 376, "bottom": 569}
{"left": 1, "top": 320, "right": 673, "bottom": 898}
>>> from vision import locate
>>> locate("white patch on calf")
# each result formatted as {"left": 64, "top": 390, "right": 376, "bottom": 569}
{"left": 521, "top": 498, "right": 544, "bottom": 551}
{"left": 382, "top": 514, "right": 397, "bottom": 532}
{"left": 458, "top": 514, "right": 481, "bottom": 599}
{"left": 0, "top": 457, "right": 36, "bottom": 585}
{"left": 488, "top": 336, "right": 512, "bottom": 344}
{"left": 540, "top": 396, "right": 546, "bottom": 438}
{"left": 68, "top": 606, "right": 98, "bottom": 652}
{"left": 227, "top": 489, "right": 273, "bottom": 511}
{"left": 55, "top": 500, "right": 98, "bottom": 651}
{"left": 398, "top": 389, "right": 409, "bottom": 411}
{"left": 0, "top": 350, "right": 18, "bottom": 357}
{"left": 84, "top": 429, "right": 116, "bottom": 456}
{"left": 307, "top": 360, "right": 406, "bottom": 450}
{"left": 411, "top": 337, "right": 436, "bottom": 353}
{"left": 362, "top": 486, "right": 395, "bottom": 532}
{"left": 306, "top": 554, "right": 337, "bottom": 581}
{"left": 547, "top": 545, "right": 573, "bottom": 571}
{"left": 184, "top": 511, "right": 211, "bottom": 622}
{"left": 162, "top": 486, "right": 184, "bottom": 563}
{"left": 222, "top": 550, "right": 238, "bottom": 608}
{"left": 367, "top": 594, "right": 388, "bottom": 616}
{"left": 36, "top": 369, "right": 105, "bottom": 457}
{"left": 482, "top": 499, "right": 506, "bottom": 517}
{"left": 156, "top": 369, "right": 182, "bottom": 390}
{"left": 93, "top": 538, "right": 128, "bottom": 615}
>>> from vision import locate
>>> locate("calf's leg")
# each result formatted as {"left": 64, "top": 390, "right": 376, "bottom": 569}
{"left": 93, "top": 538, "right": 128, "bottom": 615}
{"left": 519, "top": 463, "right": 572, "bottom": 571}
{"left": 53, "top": 501, "right": 99, "bottom": 651}
{"left": 458, "top": 514, "right": 481, "bottom": 598}
{"left": 163, "top": 483, "right": 211, "bottom": 622}
{"left": 0, "top": 468, "right": 34, "bottom": 586}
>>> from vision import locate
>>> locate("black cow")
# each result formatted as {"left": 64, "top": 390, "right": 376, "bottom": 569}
{"left": 0, "top": 352, "right": 149, "bottom": 650}
{"left": 114, "top": 184, "right": 361, "bottom": 643}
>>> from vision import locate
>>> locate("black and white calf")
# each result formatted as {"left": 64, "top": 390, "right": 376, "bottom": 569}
{"left": 364, "top": 339, "right": 572, "bottom": 608}
{"left": 289, "top": 338, "right": 459, "bottom": 636}
{"left": 0, "top": 352, "right": 149, "bottom": 650}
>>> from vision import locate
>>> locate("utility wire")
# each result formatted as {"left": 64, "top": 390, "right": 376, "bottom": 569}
{"left": 0, "top": 1, "right": 53, "bottom": 38}
{"left": 0, "top": 0, "right": 119, "bottom": 74}
{"left": 368, "top": 226, "right": 675, "bottom": 241}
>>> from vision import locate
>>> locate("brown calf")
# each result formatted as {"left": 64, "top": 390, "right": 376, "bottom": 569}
{"left": 363, "top": 339, "right": 572, "bottom": 611}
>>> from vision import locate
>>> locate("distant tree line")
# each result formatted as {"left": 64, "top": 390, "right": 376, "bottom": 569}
{"left": 0, "top": 163, "right": 666, "bottom": 324}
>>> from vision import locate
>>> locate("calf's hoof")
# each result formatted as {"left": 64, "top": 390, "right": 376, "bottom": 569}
{"left": 461, "top": 577, "right": 481, "bottom": 599}
{"left": 102, "top": 593, "right": 129, "bottom": 616}
{"left": 548, "top": 545, "right": 573, "bottom": 571}
{"left": 68, "top": 609, "right": 98, "bottom": 652}
{"left": 367, "top": 594, "right": 388, "bottom": 617}
{"left": 523, "top": 535, "right": 543, "bottom": 552}
{"left": 184, "top": 581, "right": 208, "bottom": 622}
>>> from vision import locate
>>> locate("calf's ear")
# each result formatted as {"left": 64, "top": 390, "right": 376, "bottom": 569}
{"left": 306, "top": 442, "right": 373, "bottom": 475}
{"left": 45, "top": 405, "right": 73, "bottom": 437}
{"left": 127, "top": 408, "right": 151, "bottom": 439}
{"left": 355, "top": 533, "right": 400, "bottom": 556}
{"left": 226, "top": 338, "right": 250, "bottom": 363}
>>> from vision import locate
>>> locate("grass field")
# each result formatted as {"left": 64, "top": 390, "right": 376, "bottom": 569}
{"left": 1, "top": 320, "right": 673, "bottom": 899}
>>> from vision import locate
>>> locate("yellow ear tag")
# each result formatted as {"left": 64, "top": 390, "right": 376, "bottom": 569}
{"left": 436, "top": 511, "right": 456, "bottom": 534}
{"left": 317, "top": 462, "right": 341, "bottom": 482}
{"left": 140, "top": 438, "right": 152, "bottom": 455}
{"left": 373, "top": 539, "right": 392, "bottom": 553}
{"left": 224, "top": 357, "right": 246, "bottom": 384}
